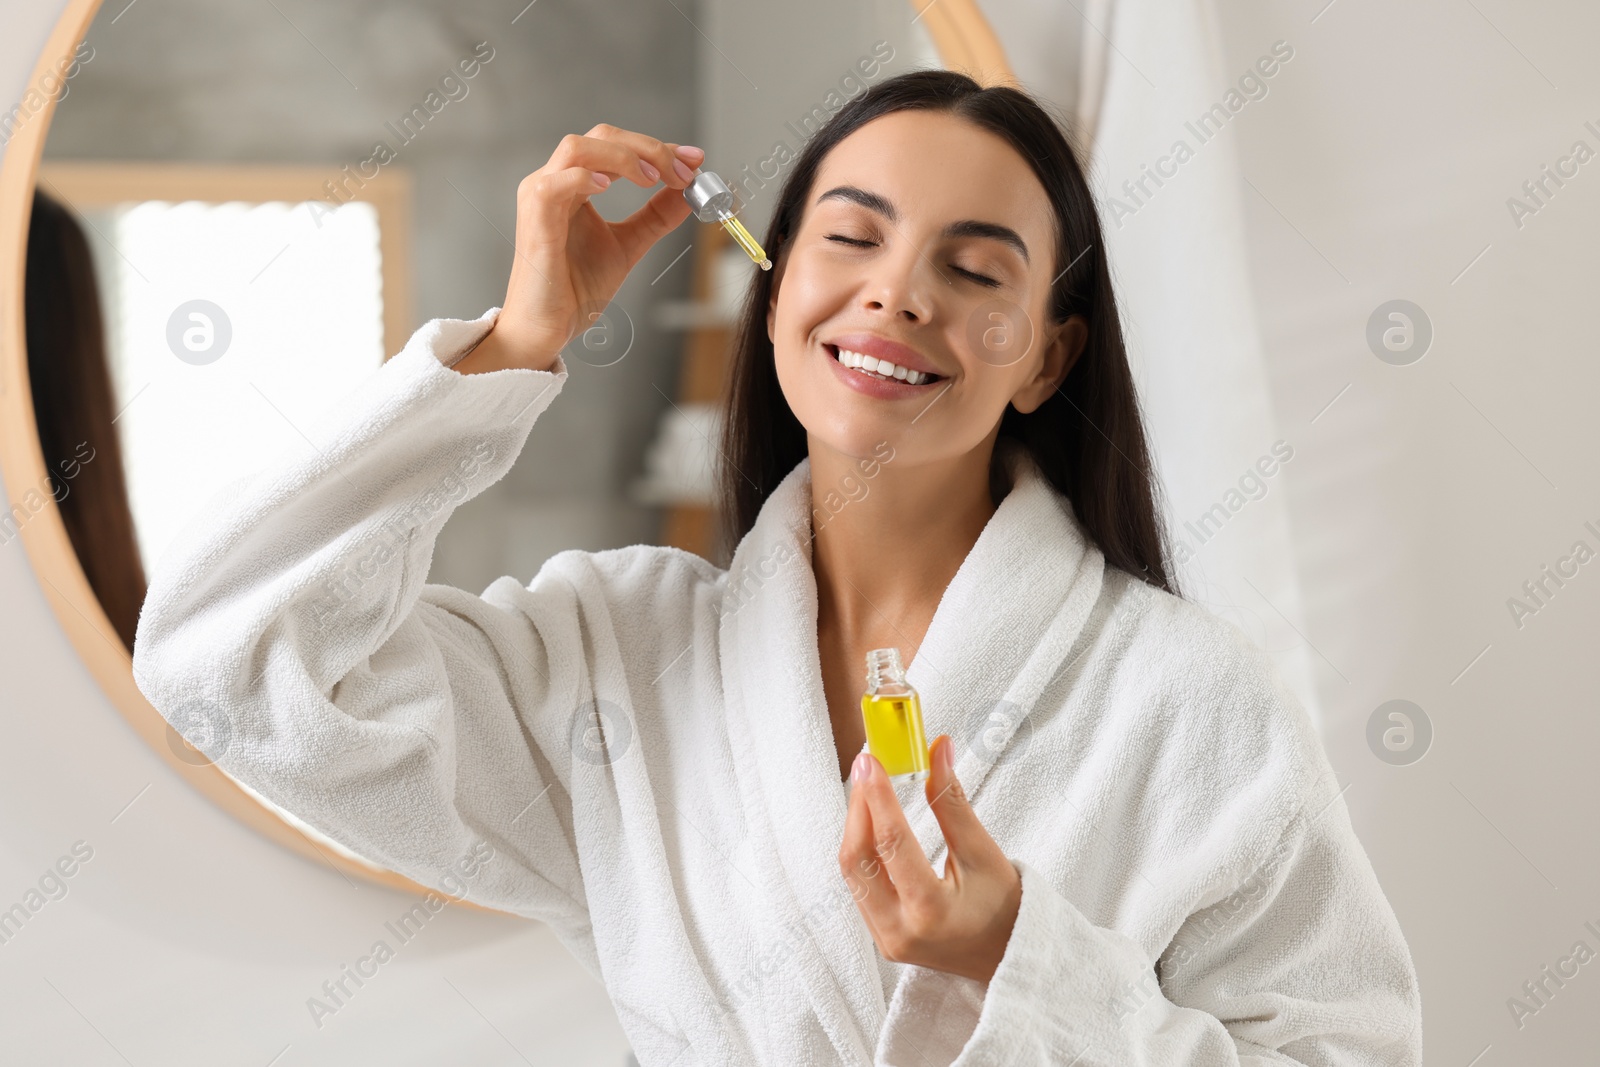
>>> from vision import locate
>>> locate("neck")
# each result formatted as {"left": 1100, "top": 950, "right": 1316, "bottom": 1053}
{"left": 808, "top": 433, "right": 1008, "bottom": 639}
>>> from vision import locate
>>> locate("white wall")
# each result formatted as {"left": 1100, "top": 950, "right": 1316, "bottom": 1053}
{"left": 1214, "top": 0, "right": 1600, "bottom": 1058}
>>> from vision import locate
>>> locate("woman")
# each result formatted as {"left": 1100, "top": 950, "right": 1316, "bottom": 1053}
{"left": 133, "top": 70, "right": 1421, "bottom": 1064}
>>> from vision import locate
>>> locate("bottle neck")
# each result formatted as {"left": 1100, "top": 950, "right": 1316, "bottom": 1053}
{"left": 864, "top": 648, "right": 908, "bottom": 694}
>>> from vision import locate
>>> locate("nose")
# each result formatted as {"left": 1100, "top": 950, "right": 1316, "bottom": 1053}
{"left": 860, "top": 242, "right": 934, "bottom": 324}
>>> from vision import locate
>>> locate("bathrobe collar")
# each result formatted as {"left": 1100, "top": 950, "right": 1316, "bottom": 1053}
{"left": 717, "top": 438, "right": 1107, "bottom": 1060}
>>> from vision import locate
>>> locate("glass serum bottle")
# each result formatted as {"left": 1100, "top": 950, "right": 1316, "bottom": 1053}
{"left": 859, "top": 648, "right": 931, "bottom": 783}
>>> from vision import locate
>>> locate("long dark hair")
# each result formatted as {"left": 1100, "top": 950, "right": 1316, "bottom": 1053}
{"left": 25, "top": 189, "right": 149, "bottom": 650}
{"left": 716, "top": 68, "right": 1176, "bottom": 595}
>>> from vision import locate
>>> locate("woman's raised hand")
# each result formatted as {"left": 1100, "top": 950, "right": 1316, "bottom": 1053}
{"left": 455, "top": 125, "right": 702, "bottom": 375}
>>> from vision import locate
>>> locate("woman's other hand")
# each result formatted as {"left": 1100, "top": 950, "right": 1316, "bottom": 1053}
{"left": 838, "top": 735, "right": 1023, "bottom": 984}
{"left": 455, "top": 125, "right": 702, "bottom": 375}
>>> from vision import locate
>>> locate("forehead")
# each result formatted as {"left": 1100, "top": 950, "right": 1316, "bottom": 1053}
{"left": 809, "top": 110, "right": 1056, "bottom": 250}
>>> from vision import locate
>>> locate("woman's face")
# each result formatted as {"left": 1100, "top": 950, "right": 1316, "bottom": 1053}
{"left": 767, "top": 109, "right": 1086, "bottom": 467}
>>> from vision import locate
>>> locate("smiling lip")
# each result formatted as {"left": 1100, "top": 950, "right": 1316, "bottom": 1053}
{"left": 824, "top": 333, "right": 944, "bottom": 379}
{"left": 823, "top": 341, "right": 947, "bottom": 399}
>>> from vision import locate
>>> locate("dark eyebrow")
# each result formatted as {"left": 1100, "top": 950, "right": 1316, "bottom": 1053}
{"left": 815, "top": 185, "right": 1030, "bottom": 265}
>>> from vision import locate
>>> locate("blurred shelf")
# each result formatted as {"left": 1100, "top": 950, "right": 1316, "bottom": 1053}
{"left": 644, "top": 220, "right": 737, "bottom": 561}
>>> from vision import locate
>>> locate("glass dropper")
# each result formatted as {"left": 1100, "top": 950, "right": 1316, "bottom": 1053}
{"left": 683, "top": 169, "right": 771, "bottom": 270}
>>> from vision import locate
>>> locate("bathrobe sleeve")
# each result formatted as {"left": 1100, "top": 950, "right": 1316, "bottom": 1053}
{"left": 946, "top": 785, "right": 1422, "bottom": 1065}
{"left": 131, "top": 307, "right": 593, "bottom": 935}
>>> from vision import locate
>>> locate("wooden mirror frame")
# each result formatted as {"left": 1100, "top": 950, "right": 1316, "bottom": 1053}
{"left": 0, "top": 0, "right": 1105, "bottom": 902}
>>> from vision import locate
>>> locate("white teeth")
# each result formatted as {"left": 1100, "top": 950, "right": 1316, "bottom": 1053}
{"left": 833, "top": 347, "right": 933, "bottom": 385}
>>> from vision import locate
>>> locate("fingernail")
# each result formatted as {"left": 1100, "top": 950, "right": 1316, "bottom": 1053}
{"left": 941, "top": 737, "right": 955, "bottom": 773}
{"left": 591, "top": 172, "right": 611, "bottom": 189}
{"left": 673, "top": 158, "right": 695, "bottom": 183}
{"left": 852, "top": 752, "right": 869, "bottom": 783}
{"left": 674, "top": 144, "right": 704, "bottom": 163}
{"left": 639, "top": 160, "right": 660, "bottom": 183}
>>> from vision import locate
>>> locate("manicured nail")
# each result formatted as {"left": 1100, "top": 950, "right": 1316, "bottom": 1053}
{"left": 639, "top": 160, "right": 660, "bottom": 183}
{"left": 940, "top": 737, "right": 955, "bottom": 773}
{"left": 673, "top": 158, "right": 695, "bottom": 183}
{"left": 674, "top": 144, "right": 704, "bottom": 163}
{"left": 852, "top": 752, "right": 869, "bottom": 783}
{"left": 591, "top": 172, "right": 611, "bottom": 189}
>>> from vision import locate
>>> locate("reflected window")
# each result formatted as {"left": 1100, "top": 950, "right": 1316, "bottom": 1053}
{"left": 89, "top": 198, "right": 384, "bottom": 575}
{"left": 37, "top": 163, "right": 410, "bottom": 578}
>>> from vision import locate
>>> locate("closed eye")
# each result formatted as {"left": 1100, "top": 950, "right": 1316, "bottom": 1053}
{"left": 825, "top": 234, "right": 1002, "bottom": 288}
{"left": 952, "top": 266, "right": 1001, "bottom": 288}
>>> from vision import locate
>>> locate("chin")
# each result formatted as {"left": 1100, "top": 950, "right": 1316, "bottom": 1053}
{"left": 806, "top": 421, "right": 897, "bottom": 464}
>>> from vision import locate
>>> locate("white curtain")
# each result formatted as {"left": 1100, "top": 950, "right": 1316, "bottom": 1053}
{"left": 987, "top": 0, "right": 1321, "bottom": 728}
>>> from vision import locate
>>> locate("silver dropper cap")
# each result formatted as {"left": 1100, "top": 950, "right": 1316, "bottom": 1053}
{"left": 683, "top": 170, "right": 736, "bottom": 222}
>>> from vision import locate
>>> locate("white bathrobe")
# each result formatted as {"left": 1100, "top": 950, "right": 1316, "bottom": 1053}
{"left": 132, "top": 307, "right": 1422, "bottom": 1065}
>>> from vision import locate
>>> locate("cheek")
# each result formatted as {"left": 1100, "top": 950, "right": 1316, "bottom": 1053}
{"left": 783, "top": 251, "right": 847, "bottom": 317}
{"left": 772, "top": 255, "right": 845, "bottom": 364}
{"left": 961, "top": 361, "right": 1031, "bottom": 414}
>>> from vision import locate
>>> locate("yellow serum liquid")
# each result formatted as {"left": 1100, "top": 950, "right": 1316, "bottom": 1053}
{"left": 859, "top": 648, "right": 931, "bottom": 783}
